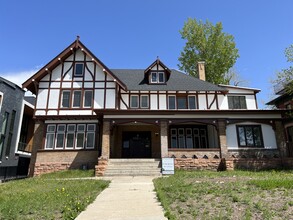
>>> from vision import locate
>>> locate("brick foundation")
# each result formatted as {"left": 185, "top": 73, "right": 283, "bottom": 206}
{"left": 34, "top": 150, "right": 99, "bottom": 176}
{"left": 175, "top": 158, "right": 225, "bottom": 171}
{"left": 95, "top": 157, "right": 108, "bottom": 176}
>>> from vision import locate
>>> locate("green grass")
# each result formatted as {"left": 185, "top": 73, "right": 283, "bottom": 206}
{"left": 40, "top": 169, "right": 95, "bottom": 179}
{"left": 154, "top": 170, "right": 293, "bottom": 220}
{"left": 0, "top": 170, "right": 109, "bottom": 220}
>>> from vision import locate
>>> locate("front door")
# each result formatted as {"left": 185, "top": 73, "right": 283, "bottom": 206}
{"left": 122, "top": 131, "right": 151, "bottom": 158}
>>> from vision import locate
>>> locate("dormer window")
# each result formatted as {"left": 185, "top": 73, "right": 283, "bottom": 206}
{"left": 151, "top": 71, "right": 165, "bottom": 84}
{"left": 74, "top": 63, "right": 84, "bottom": 76}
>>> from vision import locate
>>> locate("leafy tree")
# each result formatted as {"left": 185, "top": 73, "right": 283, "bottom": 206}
{"left": 178, "top": 18, "right": 240, "bottom": 84}
{"left": 274, "top": 45, "right": 293, "bottom": 94}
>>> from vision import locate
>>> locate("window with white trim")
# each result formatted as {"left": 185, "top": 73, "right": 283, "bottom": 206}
{"left": 45, "top": 125, "right": 56, "bottom": 149}
{"left": 140, "top": 95, "right": 149, "bottom": 108}
{"left": 237, "top": 125, "right": 263, "bottom": 148}
{"left": 74, "top": 63, "right": 84, "bottom": 76}
{"left": 44, "top": 123, "right": 97, "bottom": 150}
{"left": 228, "top": 96, "right": 247, "bottom": 109}
{"left": 130, "top": 95, "right": 139, "bottom": 108}
{"left": 168, "top": 95, "right": 198, "bottom": 110}
{"left": 150, "top": 71, "right": 165, "bottom": 83}
{"left": 61, "top": 91, "right": 70, "bottom": 108}
{"left": 73, "top": 91, "right": 82, "bottom": 108}
{"left": 61, "top": 90, "right": 93, "bottom": 108}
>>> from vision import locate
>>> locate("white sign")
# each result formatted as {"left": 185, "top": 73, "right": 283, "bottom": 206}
{"left": 162, "top": 158, "right": 175, "bottom": 175}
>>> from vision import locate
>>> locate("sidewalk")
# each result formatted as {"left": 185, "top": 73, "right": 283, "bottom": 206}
{"left": 75, "top": 176, "right": 167, "bottom": 220}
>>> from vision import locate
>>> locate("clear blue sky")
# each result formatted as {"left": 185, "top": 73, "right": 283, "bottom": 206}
{"left": 1, "top": 0, "right": 293, "bottom": 108}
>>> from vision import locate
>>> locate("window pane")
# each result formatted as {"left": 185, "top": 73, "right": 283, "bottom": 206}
{"left": 1, "top": 112, "right": 9, "bottom": 134}
{"left": 234, "top": 97, "right": 241, "bottom": 109}
{"left": 87, "top": 124, "right": 95, "bottom": 131}
{"left": 240, "top": 96, "right": 247, "bottom": 109}
{"left": 56, "top": 133, "right": 65, "bottom": 149}
{"left": 66, "top": 133, "right": 74, "bottom": 148}
{"left": 76, "top": 133, "right": 84, "bottom": 148}
{"left": 130, "top": 96, "right": 138, "bottom": 108}
{"left": 177, "top": 97, "right": 187, "bottom": 109}
{"left": 62, "top": 91, "right": 70, "bottom": 108}
{"left": 253, "top": 127, "right": 262, "bottom": 146}
{"left": 158, "top": 72, "right": 164, "bottom": 83}
{"left": 57, "top": 125, "right": 65, "bottom": 132}
{"left": 75, "top": 63, "right": 84, "bottom": 76}
{"left": 171, "top": 136, "right": 177, "bottom": 148}
{"left": 47, "top": 125, "right": 56, "bottom": 132}
{"left": 188, "top": 96, "right": 196, "bottom": 109}
{"left": 178, "top": 128, "right": 185, "bottom": 148}
{"left": 200, "top": 129, "right": 207, "bottom": 148}
{"left": 238, "top": 127, "right": 246, "bottom": 146}
{"left": 141, "top": 95, "right": 149, "bottom": 108}
{"left": 84, "top": 91, "right": 93, "bottom": 107}
{"left": 168, "top": 96, "right": 176, "bottom": 109}
{"left": 73, "top": 91, "right": 82, "bottom": 107}
{"left": 77, "top": 124, "right": 85, "bottom": 131}
{"left": 151, "top": 72, "right": 157, "bottom": 83}
{"left": 245, "top": 127, "right": 254, "bottom": 146}
{"left": 228, "top": 96, "right": 234, "bottom": 109}
{"left": 46, "top": 133, "right": 55, "bottom": 149}
{"left": 186, "top": 133, "right": 193, "bottom": 148}
{"left": 86, "top": 132, "right": 95, "bottom": 149}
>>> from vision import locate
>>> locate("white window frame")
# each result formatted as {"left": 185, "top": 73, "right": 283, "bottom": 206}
{"left": 72, "top": 90, "right": 82, "bottom": 108}
{"left": 65, "top": 124, "right": 76, "bottom": 149}
{"left": 140, "top": 95, "right": 149, "bottom": 108}
{"left": 151, "top": 71, "right": 165, "bottom": 83}
{"left": 55, "top": 124, "right": 66, "bottom": 149}
{"left": 130, "top": 95, "right": 139, "bottom": 108}
{"left": 75, "top": 124, "right": 85, "bottom": 149}
{"left": 61, "top": 90, "right": 71, "bottom": 108}
{"left": 45, "top": 125, "right": 56, "bottom": 149}
{"left": 83, "top": 90, "right": 93, "bottom": 108}
{"left": 74, "top": 63, "right": 84, "bottom": 77}
{"left": 86, "top": 124, "right": 96, "bottom": 149}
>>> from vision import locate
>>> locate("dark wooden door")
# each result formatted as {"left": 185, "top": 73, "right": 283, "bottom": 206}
{"left": 122, "top": 131, "right": 151, "bottom": 158}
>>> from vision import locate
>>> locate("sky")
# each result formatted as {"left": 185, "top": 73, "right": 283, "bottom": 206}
{"left": 1, "top": 0, "right": 293, "bottom": 108}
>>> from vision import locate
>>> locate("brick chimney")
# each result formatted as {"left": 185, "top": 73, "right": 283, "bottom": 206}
{"left": 197, "top": 61, "right": 205, "bottom": 81}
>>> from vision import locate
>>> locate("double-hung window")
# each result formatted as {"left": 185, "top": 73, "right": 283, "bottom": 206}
{"left": 86, "top": 124, "right": 96, "bottom": 149}
{"left": 66, "top": 125, "right": 75, "bottom": 149}
{"left": 130, "top": 95, "right": 139, "bottom": 108}
{"left": 76, "top": 125, "right": 85, "bottom": 149}
{"left": 73, "top": 91, "right": 82, "bottom": 108}
{"left": 61, "top": 91, "right": 71, "bottom": 108}
{"left": 56, "top": 125, "right": 66, "bottom": 149}
{"left": 237, "top": 125, "right": 263, "bottom": 148}
{"left": 45, "top": 125, "right": 56, "bottom": 149}
{"left": 140, "top": 95, "right": 149, "bottom": 108}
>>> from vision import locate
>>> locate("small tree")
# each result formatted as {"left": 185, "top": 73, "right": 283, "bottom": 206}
{"left": 274, "top": 45, "right": 293, "bottom": 94}
{"left": 178, "top": 18, "right": 239, "bottom": 84}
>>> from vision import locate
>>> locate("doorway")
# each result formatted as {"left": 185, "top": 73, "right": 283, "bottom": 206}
{"left": 122, "top": 131, "right": 151, "bottom": 158}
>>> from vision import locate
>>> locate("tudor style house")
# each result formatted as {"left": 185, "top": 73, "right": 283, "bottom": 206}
{"left": 23, "top": 37, "right": 290, "bottom": 176}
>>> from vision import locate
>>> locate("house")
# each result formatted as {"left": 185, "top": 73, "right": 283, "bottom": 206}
{"left": 22, "top": 37, "right": 291, "bottom": 176}
{"left": 267, "top": 80, "right": 293, "bottom": 157}
{"left": 0, "top": 77, "right": 35, "bottom": 180}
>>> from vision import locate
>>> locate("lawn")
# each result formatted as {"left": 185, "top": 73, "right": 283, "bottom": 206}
{"left": 0, "top": 170, "right": 109, "bottom": 220}
{"left": 154, "top": 170, "right": 293, "bottom": 220}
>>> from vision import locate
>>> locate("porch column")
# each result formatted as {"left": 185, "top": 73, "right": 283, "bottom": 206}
{"left": 160, "top": 120, "right": 168, "bottom": 158}
{"left": 101, "top": 120, "right": 110, "bottom": 159}
{"left": 218, "top": 120, "right": 228, "bottom": 158}
{"left": 275, "top": 121, "right": 287, "bottom": 157}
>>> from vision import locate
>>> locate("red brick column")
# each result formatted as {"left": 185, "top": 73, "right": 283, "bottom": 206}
{"left": 218, "top": 120, "right": 228, "bottom": 158}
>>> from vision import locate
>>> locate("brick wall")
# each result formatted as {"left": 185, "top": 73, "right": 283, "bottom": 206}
{"left": 168, "top": 150, "right": 221, "bottom": 159}
{"left": 175, "top": 158, "right": 225, "bottom": 171}
{"left": 33, "top": 150, "right": 99, "bottom": 176}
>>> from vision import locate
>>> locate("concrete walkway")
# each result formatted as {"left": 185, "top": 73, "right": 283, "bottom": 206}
{"left": 76, "top": 176, "right": 167, "bottom": 220}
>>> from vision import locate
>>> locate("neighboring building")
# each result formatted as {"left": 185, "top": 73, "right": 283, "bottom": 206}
{"left": 22, "top": 38, "right": 290, "bottom": 176}
{"left": 267, "top": 81, "right": 293, "bottom": 157}
{"left": 0, "top": 77, "right": 35, "bottom": 180}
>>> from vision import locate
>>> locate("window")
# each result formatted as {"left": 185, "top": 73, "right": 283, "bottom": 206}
{"left": 61, "top": 90, "right": 93, "bottom": 108}
{"left": 177, "top": 96, "right": 187, "bottom": 109}
{"left": 150, "top": 72, "right": 165, "bottom": 83}
{"left": 5, "top": 110, "right": 16, "bottom": 156}
{"left": 55, "top": 125, "right": 65, "bottom": 149}
{"left": 169, "top": 126, "right": 210, "bottom": 149}
{"left": 188, "top": 96, "right": 197, "bottom": 109}
{"left": 140, "top": 95, "right": 149, "bottom": 108}
{"left": 44, "top": 123, "right": 97, "bottom": 150}
{"left": 237, "top": 125, "right": 263, "bottom": 147}
{"left": 84, "top": 90, "right": 93, "bottom": 108}
{"left": 45, "top": 125, "right": 56, "bottom": 149}
{"left": 0, "top": 112, "right": 9, "bottom": 157}
{"left": 74, "top": 63, "right": 84, "bottom": 76}
{"left": 73, "top": 91, "right": 82, "bottom": 108}
{"left": 130, "top": 95, "right": 139, "bottom": 108}
{"left": 168, "top": 96, "right": 176, "bottom": 109}
{"left": 62, "top": 91, "right": 70, "bottom": 108}
{"left": 228, "top": 96, "right": 247, "bottom": 109}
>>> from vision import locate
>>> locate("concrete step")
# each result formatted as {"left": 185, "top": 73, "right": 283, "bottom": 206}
{"left": 104, "top": 158, "right": 162, "bottom": 176}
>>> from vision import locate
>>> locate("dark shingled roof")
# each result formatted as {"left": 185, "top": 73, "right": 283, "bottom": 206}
{"left": 111, "top": 69, "right": 227, "bottom": 92}
{"left": 24, "top": 96, "right": 36, "bottom": 106}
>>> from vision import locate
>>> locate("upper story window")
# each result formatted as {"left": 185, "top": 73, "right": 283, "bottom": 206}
{"left": 74, "top": 63, "right": 84, "bottom": 77}
{"left": 228, "top": 96, "right": 247, "bottom": 109}
{"left": 151, "top": 72, "right": 165, "bottom": 84}
{"left": 168, "top": 95, "right": 197, "bottom": 110}
{"left": 61, "top": 90, "right": 93, "bottom": 108}
{"left": 130, "top": 95, "right": 149, "bottom": 109}
{"left": 236, "top": 125, "right": 263, "bottom": 148}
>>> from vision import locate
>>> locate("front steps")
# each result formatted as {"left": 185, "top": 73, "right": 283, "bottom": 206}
{"left": 104, "top": 159, "right": 162, "bottom": 176}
